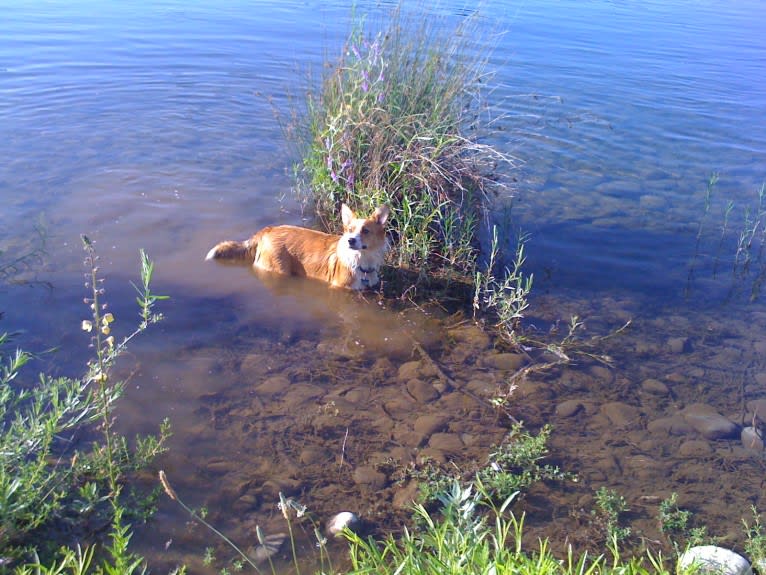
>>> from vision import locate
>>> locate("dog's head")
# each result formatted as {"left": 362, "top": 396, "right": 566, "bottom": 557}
{"left": 341, "top": 203, "right": 389, "bottom": 254}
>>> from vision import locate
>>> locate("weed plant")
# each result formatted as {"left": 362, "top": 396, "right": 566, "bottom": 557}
{"left": 1, "top": 238, "right": 169, "bottom": 570}
{"left": 341, "top": 479, "right": 677, "bottom": 575}
{"left": 407, "top": 423, "right": 569, "bottom": 508}
{"left": 293, "top": 4, "right": 517, "bottom": 282}
{"left": 742, "top": 506, "right": 766, "bottom": 570}
{"left": 688, "top": 176, "right": 766, "bottom": 301}
{"left": 473, "top": 225, "right": 533, "bottom": 341}
{"left": 592, "top": 487, "right": 632, "bottom": 546}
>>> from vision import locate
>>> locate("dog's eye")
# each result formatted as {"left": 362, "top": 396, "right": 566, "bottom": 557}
{"left": 361, "top": 227, "right": 369, "bottom": 235}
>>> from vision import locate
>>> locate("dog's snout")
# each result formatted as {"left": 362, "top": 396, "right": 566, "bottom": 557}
{"left": 348, "top": 237, "right": 357, "bottom": 248}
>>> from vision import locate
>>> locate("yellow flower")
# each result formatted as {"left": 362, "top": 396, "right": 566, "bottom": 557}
{"left": 105, "top": 336, "right": 115, "bottom": 348}
{"left": 102, "top": 313, "right": 115, "bottom": 324}
{"left": 101, "top": 325, "right": 111, "bottom": 335}
{"left": 81, "top": 320, "right": 93, "bottom": 332}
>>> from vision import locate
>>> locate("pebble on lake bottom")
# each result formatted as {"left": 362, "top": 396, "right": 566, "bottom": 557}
{"left": 326, "top": 511, "right": 360, "bottom": 537}
{"left": 678, "top": 545, "right": 752, "bottom": 575}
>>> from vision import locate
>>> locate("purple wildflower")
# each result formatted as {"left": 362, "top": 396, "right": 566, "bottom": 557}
{"left": 351, "top": 44, "right": 361, "bottom": 59}
{"left": 331, "top": 170, "right": 339, "bottom": 183}
{"left": 326, "top": 155, "right": 333, "bottom": 170}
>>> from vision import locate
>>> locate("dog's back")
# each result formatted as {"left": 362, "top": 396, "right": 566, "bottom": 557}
{"left": 206, "top": 204, "right": 389, "bottom": 289}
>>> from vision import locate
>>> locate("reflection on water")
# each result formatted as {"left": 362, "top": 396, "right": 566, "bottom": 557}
{"left": 1, "top": 0, "right": 765, "bottom": 571}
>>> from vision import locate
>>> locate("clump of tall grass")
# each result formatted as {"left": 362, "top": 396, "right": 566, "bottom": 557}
{"left": 294, "top": 4, "right": 517, "bottom": 281}
{"left": 1, "top": 238, "right": 169, "bottom": 569}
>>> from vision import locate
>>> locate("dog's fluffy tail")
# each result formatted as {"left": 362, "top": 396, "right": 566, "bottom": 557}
{"left": 205, "top": 239, "right": 256, "bottom": 263}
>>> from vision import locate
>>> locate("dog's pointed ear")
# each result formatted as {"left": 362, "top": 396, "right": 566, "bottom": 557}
{"left": 341, "top": 203, "right": 354, "bottom": 226}
{"left": 374, "top": 205, "right": 390, "bottom": 225}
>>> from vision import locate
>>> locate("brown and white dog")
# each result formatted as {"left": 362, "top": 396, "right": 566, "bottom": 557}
{"left": 205, "top": 204, "right": 390, "bottom": 290}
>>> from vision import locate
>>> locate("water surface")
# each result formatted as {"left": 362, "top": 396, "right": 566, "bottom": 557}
{"left": 1, "top": 0, "right": 765, "bottom": 571}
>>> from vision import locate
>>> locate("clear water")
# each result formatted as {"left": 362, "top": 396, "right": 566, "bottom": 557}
{"left": 2, "top": 0, "right": 765, "bottom": 571}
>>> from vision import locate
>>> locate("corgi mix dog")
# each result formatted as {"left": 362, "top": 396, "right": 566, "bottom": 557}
{"left": 205, "top": 204, "right": 390, "bottom": 290}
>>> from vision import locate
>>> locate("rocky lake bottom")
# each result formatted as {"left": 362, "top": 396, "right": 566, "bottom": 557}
{"left": 129, "top": 285, "right": 766, "bottom": 573}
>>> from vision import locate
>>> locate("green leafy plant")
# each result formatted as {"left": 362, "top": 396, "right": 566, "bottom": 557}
{"left": 742, "top": 505, "right": 766, "bottom": 568}
{"left": 0, "top": 239, "right": 168, "bottom": 567}
{"left": 656, "top": 492, "right": 708, "bottom": 554}
{"left": 592, "top": 487, "right": 632, "bottom": 545}
{"left": 476, "top": 423, "right": 569, "bottom": 503}
{"left": 342, "top": 478, "right": 674, "bottom": 575}
{"left": 473, "top": 225, "right": 533, "bottom": 341}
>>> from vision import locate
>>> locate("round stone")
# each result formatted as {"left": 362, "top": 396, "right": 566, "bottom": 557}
{"left": 326, "top": 512, "right": 360, "bottom": 536}
{"left": 600, "top": 402, "right": 640, "bottom": 428}
{"left": 682, "top": 403, "right": 739, "bottom": 440}
{"left": 641, "top": 378, "right": 669, "bottom": 395}
{"left": 678, "top": 545, "right": 752, "bottom": 575}
{"left": 555, "top": 399, "right": 584, "bottom": 418}
{"left": 406, "top": 379, "right": 440, "bottom": 403}
{"left": 741, "top": 427, "right": 764, "bottom": 451}
{"left": 483, "top": 353, "right": 527, "bottom": 371}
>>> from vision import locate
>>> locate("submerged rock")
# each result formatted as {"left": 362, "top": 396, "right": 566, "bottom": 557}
{"left": 555, "top": 399, "right": 584, "bottom": 418}
{"left": 482, "top": 352, "right": 527, "bottom": 371}
{"left": 741, "top": 427, "right": 764, "bottom": 451}
{"left": 678, "top": 439, "right": 713, "bottom": 458}
{"left": 406, "top": 379, "right": 440, "bottom": 403}
{"left": 641, "top": 378, "right": 669, "bottom": 396}
{"left": 682, "top": 403, "right": 739, "bottom": 440}
{"left": 678, "top": 545, "right": 752, "bottom": 575}
{"left": 413, "top": 414, "right": 449, "bottom": 436}
{"left": 352, "top": 466, "right": 386, "bottom": 490}
{"left": 667, "top": 337, "right": 691, "bottom": 354}
{"left": 647, "top": 415, "right": 694, "bottom": 436}
{"left": 600, "top": 401, "right": 640, "bottom": 428}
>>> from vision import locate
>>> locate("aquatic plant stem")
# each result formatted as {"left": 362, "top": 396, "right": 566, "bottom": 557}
{"left": 159, "top": 470, "right": 263, "bottom": 574}
{"left": 82, "top": 235, "right": 119, "bottom": 494}
{"left": 279, "top": 493, "right": 302, "bottom": 575}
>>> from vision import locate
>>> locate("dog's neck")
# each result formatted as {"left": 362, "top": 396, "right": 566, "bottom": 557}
{"left": 336, "top": 240, "right": 386, "bottom": 288}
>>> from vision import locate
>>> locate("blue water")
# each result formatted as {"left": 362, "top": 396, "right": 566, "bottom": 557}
{"left": 2, "top": 0, "right": 765, "bottom": 570}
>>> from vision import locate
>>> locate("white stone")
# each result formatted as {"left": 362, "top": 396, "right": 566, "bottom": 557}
{"left": 326, "top": 511, "right": 359, "bottom": 536}
{"left": 741, "top": 427, "right": 765, "bottom": 451}
{"left": 678, "top": 545, "right": 752, "bottom": 575}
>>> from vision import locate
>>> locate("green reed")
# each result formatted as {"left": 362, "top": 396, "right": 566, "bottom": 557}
{"left": 292, "top": 2, "right": 517, "bottom": 282}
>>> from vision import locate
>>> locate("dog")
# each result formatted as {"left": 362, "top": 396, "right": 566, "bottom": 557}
{"left": 205, "top": 204, "right": 390, "bottom": 290}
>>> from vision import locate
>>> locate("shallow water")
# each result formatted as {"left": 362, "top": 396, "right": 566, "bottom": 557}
{"left": 2, "top": 0, "right": 765, "bottom": 571}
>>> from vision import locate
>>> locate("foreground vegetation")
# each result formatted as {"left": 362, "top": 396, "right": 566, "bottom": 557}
{"left": 0, "top": 238, "right": 169, "bottom": 571}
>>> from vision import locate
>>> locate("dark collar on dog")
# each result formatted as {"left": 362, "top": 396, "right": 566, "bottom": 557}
{"left": 359, "top": 266, "right": 377, "bottom": 287}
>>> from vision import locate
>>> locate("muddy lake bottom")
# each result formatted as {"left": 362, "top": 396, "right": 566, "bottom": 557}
{"left": 121, "top": 281, "right": 766, "bottom": 573}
